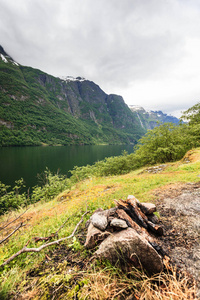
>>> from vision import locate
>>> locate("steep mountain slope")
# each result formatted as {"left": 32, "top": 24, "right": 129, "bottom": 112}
{"left": 129, "top": 105, "right": 180, "bottom": 130}
{"left": 0, "top": 46, "right": 145, "bottom": 146}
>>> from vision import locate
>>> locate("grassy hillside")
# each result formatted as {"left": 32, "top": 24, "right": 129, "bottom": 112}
{"left": 0, "top": 148, "right": 199, "bottom": 299}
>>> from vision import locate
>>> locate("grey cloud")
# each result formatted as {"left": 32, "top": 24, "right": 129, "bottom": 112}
{"left": 0, "top": 0, "right": 200, "bottom": 116}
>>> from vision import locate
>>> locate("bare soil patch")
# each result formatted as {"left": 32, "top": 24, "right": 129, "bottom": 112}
{"left": 154, "top": 182, "right": 200, "bottom": 297}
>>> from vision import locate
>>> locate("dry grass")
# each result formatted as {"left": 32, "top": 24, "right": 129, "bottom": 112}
{"left": 181, "top": 148, "right": 200, "bottom": 163}
{"left": 80, "top": 263, "right": 197, "bottom": 300}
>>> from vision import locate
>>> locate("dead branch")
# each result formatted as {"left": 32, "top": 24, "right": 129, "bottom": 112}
{"left": 33, "top": 234, "right": 55, "bottom": 243}
{"left": 0, "top": 210, "right": 89, "bottom": 268}
{"left": 0, "top": 223, "right": 25, "bottom": 245}
{"left": 0, "top": 209, "right": 29, "bottom": 231}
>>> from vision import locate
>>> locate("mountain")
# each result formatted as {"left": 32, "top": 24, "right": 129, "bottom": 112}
{"left": 0, "top": 46, "right": 145, "bottom": 146}
{"left": 129, "top": 105, "right": 180, "bottom": 130}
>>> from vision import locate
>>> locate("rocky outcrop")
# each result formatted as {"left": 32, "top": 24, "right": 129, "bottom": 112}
{"left": 129, "top": 105, "right": 180, "bottom": 130}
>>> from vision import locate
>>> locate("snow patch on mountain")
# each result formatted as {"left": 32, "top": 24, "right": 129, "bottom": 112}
{"left": 0, "top": 53, "right": 19, "bottom": 66}
{"left": 129, "top": 105, "right": 144, "bottom": 111}
{"left": 129, "top": 105, "right": 180, "bottom": 130}
{"left": 12, "top": 61, "right": 19, "bottom": 66}
{"left": 59, "top": 76, "right": 86, "bottom": 82}
{"left": 0, "top": 54, "right": 8, "bottom": 63}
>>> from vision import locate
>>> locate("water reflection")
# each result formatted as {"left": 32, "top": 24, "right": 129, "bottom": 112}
{"left": 0, "top": 145, "right": 134, "bottom": 189}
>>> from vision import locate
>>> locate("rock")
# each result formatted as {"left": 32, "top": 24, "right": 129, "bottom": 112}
{"left": 85, "top": 208, "right": 104, "bottom": 228}
{"left": 107, "top": 216, "right": 115, "bottom": 223}
{"left": 103, "top": 207, "right": 117, "bottom": 217}
{"left": 85, "top": 219, "right": 91, "bottom": 229}
{"left": 95, "top": 227, "right": 163, "bottom": 274}
{"left": 110, "top": 218, "right": 128, "bottom": 229}
{"left": 138, "top": 203, "right": 156, "bottom": 215}
{"left": 84, "top": 223, "right": 110, "bottom": 249}
{"left": 91, "top": 211, "right": 108, "bottom": 231}
{"left": 90, "top": 207, "right": 117, "bottom": 231}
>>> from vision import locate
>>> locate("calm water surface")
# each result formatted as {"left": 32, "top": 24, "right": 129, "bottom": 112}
{"left": 0, "top": 145, "right": 134, "bottom": 189}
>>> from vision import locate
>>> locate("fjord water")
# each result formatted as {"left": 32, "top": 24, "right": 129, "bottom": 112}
{"left": 0, "top": 145, "right": 134, "bottom": 189}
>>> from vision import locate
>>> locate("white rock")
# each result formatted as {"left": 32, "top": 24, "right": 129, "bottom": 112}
{"left": 91, "top": 212, "right": 108, "bottom": 231}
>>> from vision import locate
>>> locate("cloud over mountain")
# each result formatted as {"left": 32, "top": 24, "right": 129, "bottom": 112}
{"left": 1, "top": 0, "right": 200, "bottom": 116}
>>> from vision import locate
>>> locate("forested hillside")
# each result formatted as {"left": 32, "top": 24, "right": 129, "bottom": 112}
{"left": 0, "top": 46, "right": 145, "bottom": 146}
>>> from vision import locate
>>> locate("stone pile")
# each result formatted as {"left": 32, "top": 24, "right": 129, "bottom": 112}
{"left": 84, "top": 195, "right": 165, "bottom": 275}
{"left": 141, "top": 164, "right": 167, "bottom": 174}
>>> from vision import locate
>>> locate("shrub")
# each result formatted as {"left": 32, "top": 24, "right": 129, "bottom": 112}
{"left": 31, "top": 168, "right": 71, "bottom": 203}
{"left": 0, "top": 179, "right": 27, "bottom": 215}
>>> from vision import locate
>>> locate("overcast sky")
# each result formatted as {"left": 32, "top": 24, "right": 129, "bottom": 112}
{"left": 1, "top": 0, "right": 200, "bottom": 117}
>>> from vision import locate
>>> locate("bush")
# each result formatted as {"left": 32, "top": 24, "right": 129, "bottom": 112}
{"left": 0, "top": 179, "right": 27, "bottom": 215}
{"left": 31, "top": 168, "right": 71, "bottom": 203}
{"left": 0, "top": 170, "right": 71, "bottom": 215}
{"left": 133, "top": 123, "right": 197, "bottom": 165}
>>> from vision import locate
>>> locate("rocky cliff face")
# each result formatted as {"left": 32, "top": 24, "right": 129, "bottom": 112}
{"left": 0, "top": 45, "right": 145, "bottom": 146}
{"left": 129, "top": 105, "right": 180, "bottom": 130}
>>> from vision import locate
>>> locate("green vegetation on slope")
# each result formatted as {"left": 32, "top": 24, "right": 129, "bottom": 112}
{"left": 0, "top": 147, "right": 200, "bottom": 299}
{"left": 0, "top": 50, "right": 145, "bottom": 146}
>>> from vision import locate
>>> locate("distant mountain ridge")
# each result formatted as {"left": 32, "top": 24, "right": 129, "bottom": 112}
{"left": 129, "top": 105, "right": 180, "bottom": 130}
{"left": 0, "top": 45, "right": 146, "bottom": 146}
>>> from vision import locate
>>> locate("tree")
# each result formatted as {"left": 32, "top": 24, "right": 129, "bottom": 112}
{"left": 133, "top": 123, "right": 192, "bottom": 165}
{"left": 181, "top": 102, "right": 200, "bottom": 125}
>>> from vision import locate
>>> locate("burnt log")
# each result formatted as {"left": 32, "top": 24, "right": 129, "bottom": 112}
{"left": 138, "top": 202, "right": 157, "bottom": 215}
{"left": 115, "top": 208, "right": 144, "bottom": 235}
{"left": 115, "top": 198, "right": 164, "bottom": 236}
{"left": 115, "top": 199, "right": 148, "bottom": 229}
{"left": 147, "top": 213, "right": 159, "bottom": 224}
{"left": 146, "top": 221, "right": 164, "bottom": 236}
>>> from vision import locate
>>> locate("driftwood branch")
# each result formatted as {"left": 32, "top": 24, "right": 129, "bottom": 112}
{"left": 0, "top": 209, "right": 29, "bottom": 231}
{"left": 0, "top": 210, "right": 89, "bottom": 268}
{"left": 0, "top": 223, "right": 25, "bottom": 245}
